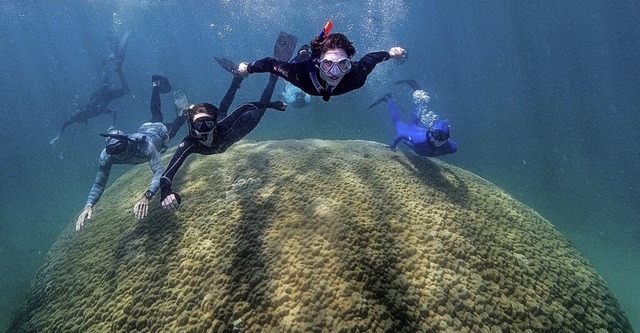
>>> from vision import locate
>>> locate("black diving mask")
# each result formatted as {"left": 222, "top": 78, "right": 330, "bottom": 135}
{"left": 100, "top": 133, "right": 145, "bottom": 155}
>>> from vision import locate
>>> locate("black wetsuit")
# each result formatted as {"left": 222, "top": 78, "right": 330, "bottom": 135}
{"left": 149, "top": 85, "right": 187, "bottom": 141}
{"left": 247, "top": 51, "right": 391, "bottom": 101}
{"left": 159, "top": 74, "right": 280, "bottom": 202}
{"left": 56, "top": 69, "right": 129, "bottom": 138}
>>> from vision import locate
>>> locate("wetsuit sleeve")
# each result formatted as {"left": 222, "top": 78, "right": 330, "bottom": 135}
{"left": 358, "top": 51, "right": 391, "bottom": 76}
{"left": 145, "top": 145, "right": 165, "bottom": 197}
{"left": 159, "top": 137, "right": 198, "bottom": 200}
{"left": 247, "top": 57, "right": 293, "bottom": 78}
{"left": 86, "top": 152, "right": 113, "bottom": 207}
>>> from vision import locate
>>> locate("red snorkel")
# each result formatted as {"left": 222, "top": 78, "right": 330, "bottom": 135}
{"left": 320, "top": 19, "right": 333, "bottom": 39}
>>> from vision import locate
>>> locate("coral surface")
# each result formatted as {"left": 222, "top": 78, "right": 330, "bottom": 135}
{"left": 8, "top": 140, "right": 633, "bottom": 332}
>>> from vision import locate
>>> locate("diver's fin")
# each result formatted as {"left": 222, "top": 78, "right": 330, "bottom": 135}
{"left": 214, "top": 57, "right": 240, "bottom": 76}
{"left": 151, "top": 75, "right": 172, "bottom": 94}
{"left": 117, "top": 31, "right": 130, "bottom": 61}
{"left": 114, "top": 31, "right": 130, "bottom": 71}
{"left": 395, "top": 79, "right": 422, "bottom": 91}
{"left": 173, "top": 90, "right": 190, "bottom": 116}
{"left": 274, "top": 31, "right": 298, "bottom": 62}
{"left": 367, "top": 93, "right": 393, "bottom": 110}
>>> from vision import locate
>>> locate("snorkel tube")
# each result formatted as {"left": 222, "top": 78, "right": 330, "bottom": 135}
{"left": 320, "top": 19, "right": 333, "bottom": 40}
{"left": 309, "top": 19, "right": 336, "bottom": 101}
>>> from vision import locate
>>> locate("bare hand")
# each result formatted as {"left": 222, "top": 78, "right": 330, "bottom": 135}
{"left": 76, "top": 206, "right": 93, "bottom": 231}
{"left": 237, "top": 62, "right": 250, "bottom": 78}
{"left": 388, "top": 47, "right": 407, "bottom": 60}
{"left": 162, "top": 193, "right": 180, "bottom": 210}
{"left": 133, "top": 197, "right": 150, "bottom": 220}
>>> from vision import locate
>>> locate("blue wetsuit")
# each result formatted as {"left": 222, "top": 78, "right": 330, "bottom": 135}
{"left": 386, "top": 97, "right": 457, "bottom": 157}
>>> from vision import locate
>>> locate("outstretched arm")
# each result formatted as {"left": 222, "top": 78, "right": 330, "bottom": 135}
{"left": 160, "top": 137, "right": 198, "bottom": 210}
{"left": 133, "top": 146, "right": 164, "bottom": 219}
{"left": 357, "top": 47, "right": 406, "bottom": 76}
{"left": 238, "top": 57, "right": 294, "bottom": 79}
{"left": 77, "top": 153, "right": 112, "bottom": 230}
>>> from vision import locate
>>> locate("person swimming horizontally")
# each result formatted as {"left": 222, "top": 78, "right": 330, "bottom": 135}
{"left": 279, "top": 82, "right": 311, "bottom": 108}
{"left": 159, "top": 32, "right": 296, "bottom": 210}
{"left": 75, "top": 75, "right": 187, "bottom": 230}
{"left": 50, "top": 32, "right": 130, "bottom": 145}
{"left": 368, "top": 80, "right": 457, "bottom": 157}
{"left": 236, "top": 20, "right": 407, "bottom": 102}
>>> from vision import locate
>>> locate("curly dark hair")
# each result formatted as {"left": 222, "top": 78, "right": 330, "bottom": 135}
{"left": 310, "top": 33, "right": 356, "bottom": 60}
{"left": 189, "top": 103, "right": 219, "bottom": 123}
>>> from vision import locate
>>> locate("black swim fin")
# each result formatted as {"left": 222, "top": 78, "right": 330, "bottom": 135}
{"left": 151, "top": 75, "right": 172, "bottom": 94}
{"left": 214, "top": 56, "right": 240, "bottom": 76}
{"left": 367, "top": 93, "right": 392, "bottom": 110}
{"left": 274, "top": 31, "right": 298, "bottom": 62}
{"left": 395, "top": 79, "right": 422, "bottom": 91}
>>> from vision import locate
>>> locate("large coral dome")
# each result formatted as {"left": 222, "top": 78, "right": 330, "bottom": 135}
{"left": 8, "top": 140, "right": 633, "bottom": 332}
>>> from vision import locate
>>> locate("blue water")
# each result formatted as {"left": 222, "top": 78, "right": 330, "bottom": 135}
{"left": 1, "top": 1, "right": 639, "bottom": 331}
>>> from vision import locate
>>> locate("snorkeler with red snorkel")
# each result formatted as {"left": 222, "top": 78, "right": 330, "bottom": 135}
{"left": 234, "top": 20, "right": 407, "bottom": 101}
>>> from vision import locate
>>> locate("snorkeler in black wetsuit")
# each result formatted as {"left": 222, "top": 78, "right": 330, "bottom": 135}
{"left": 237, "top": 20, "right": 407, "bottom": 101}
{"left": 159, "top": 32, "right": 296, "bottom": 210}
{"left": 50, "top": 32, "right": 130, "bottom": 145}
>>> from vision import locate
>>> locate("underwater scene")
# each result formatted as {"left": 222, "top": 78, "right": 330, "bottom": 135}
{"left": 0, "top": 1, "right": 639, "bottom": 332}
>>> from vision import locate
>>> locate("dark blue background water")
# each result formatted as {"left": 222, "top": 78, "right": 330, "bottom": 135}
{"left": 1, "top": 1, "right": 638, "bottom": 330}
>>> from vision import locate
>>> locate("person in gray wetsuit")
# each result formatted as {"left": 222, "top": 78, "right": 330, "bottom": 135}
{"left": 75, "top": 75, "right": 187, "bottom": 231}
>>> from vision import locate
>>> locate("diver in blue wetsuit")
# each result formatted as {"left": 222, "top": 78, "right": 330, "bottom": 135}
{"left": 368, "top": 80, "right": 457, "bottom": 157}
{"left": 279, "top": 82, "right": 311, "bottom": 108}
{"left": 75, "top": 75, "right": 187, "bottom": 231}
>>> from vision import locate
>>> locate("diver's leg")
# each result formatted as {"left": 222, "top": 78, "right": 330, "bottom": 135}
{"left": 109, "top": 109, "right": 117, "bottom": 127}
{"left": 116, "top": 66, "right": 129, "bottom": 95}
{"left": 259, "top": 74, "right": 279, "bottom": 104}
{"left": 386, "top": 97, "right": 402, "bottom": 125}
{"left": 410, "top": 102, "right": 421, "bottom": 125}
{"left": 218, "top": 75, "right": 244, "bottom": 119}
{"left": 150, "top": 85, "right": 163, "bottom": 123}
{"left": 164, "top": 115, "right": 187, "bottom": 140}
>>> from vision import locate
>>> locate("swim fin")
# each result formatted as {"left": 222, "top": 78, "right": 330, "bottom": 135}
{"left": 173, "top": 90, "right": 190, "bottom": 116}
{"left": 151, "top": 75, "right": 172, "bottom": 94}
{"left": 274, "top": 31, "right": 298, "bottom": 62}
{"left": 117, "top": 31, "right": 130, "bottom": 61}
{"left": 114, "top": 31, "right": 130, "bottom": 71}
{"left": 367, "top": 93, "right": 392, "bottom": 110}
{"left": 395, "top": 79, "right": 422, "bottom": 91}
{"left": 214, "top": 56, "right": 240, "bottom": 76}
